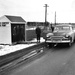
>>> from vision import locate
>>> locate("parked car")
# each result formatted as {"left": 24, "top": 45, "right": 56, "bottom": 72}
{"left": 42, "top": 26, "right": 52, "bottom": 40}
{"left": 45, "top": 24, "right": 75, "bottom": 46}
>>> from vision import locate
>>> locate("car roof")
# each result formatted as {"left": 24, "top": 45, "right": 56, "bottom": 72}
{"left": 56, "top": 24, "right": 72, "bottom": 27}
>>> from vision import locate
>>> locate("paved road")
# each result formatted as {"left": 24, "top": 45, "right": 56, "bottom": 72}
{"left": 1, "top": 43, "right": 75, "bottom": 75}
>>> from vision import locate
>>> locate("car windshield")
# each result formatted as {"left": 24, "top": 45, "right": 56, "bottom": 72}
{"left": 54, "top": 26, "right": 70, "bottom": 32}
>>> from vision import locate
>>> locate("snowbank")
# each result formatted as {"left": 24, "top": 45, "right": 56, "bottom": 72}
{"left": 0, "top": 37, "right": 45, "bottom": 56}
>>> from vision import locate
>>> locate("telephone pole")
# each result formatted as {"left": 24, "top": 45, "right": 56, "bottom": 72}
{"left": 44, "top": 4, "right": 49, "bottom": 26}
{"left": 55, "top": 11, "right": 56, "bottom": 25}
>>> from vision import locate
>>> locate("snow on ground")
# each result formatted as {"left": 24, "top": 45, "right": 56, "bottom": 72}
{"left": 0, "top": 37, "right": 45, "bottom": 56}
{"left": 0, "top": 44, "right": 36, "bottom": 56}
{"left": 30, "top": 37, "right": 45, "bottom": 42}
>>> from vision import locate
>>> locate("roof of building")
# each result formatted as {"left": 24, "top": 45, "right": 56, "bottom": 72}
{"left": 5, "top": 15, "right": 26, "bottom": 22}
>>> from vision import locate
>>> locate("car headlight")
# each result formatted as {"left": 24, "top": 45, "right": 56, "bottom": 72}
{"left": 46, "top": 33, "right": 53, "bottom": 37}
{"left": 46, "top": 34, "right": 50, "bottom": 37}
{"left": 65, "top": 34, "right": 70, "bottom": 38}
{"left": 65, "top": 34, "right": 69, "bottom": 37}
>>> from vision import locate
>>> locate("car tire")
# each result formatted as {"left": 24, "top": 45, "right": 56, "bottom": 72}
{"left": 45, "top": 43, "right": 52, "bottom": 48}
{"left": 69, "top": 42, "right": 72, "bottom": 46}
{"left": 49, "top": 43, "right": 56, "bottom": 47}
{"left": 69, "top": 37, "right": 73, "bottom": 46}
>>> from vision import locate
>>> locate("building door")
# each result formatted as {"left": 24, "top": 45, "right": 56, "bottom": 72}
{"left": 11, "top": 24, "right": 25, "bottom": 43}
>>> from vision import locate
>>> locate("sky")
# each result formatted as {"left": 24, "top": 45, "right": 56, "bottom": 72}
{"left": 0, "top": 0, "right": 75, "bottom": 23}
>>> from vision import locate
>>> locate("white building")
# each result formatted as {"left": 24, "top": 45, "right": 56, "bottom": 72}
{"left": 0, "top": 15, "right": 26, "bottom": 44}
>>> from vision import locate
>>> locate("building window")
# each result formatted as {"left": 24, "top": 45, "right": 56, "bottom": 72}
{"left": 2, "top": 24, "right": 6, "bottom": 26}
{"left": 2, "top": 22, "right": 9, "bottom": 27}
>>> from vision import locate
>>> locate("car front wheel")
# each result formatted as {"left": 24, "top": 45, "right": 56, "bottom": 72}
{"left": 69, "top": 42, "right": 72, "bottom": 46}
{"left": 69, "top": 37, "right": 73, "bottom": 46}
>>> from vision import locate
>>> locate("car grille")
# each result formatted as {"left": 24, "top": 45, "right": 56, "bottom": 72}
{"left": 51, "top": 36, "right": 64, "bottom": 40}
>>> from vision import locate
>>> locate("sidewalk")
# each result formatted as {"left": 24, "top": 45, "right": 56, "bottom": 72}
{"left": 0, "top": 37, "right": 45, "bottom": 56}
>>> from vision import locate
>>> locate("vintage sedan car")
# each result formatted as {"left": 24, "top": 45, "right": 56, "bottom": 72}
{"left": 45, "top": 24, "right": 75, "bottom": 46}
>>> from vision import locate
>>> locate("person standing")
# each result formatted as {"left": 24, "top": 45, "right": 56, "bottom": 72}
{"left": 35, "top": 26, "right": 41, "bottom": 43}
{"left": 51, "top": 23, "right": 54, "bottom": 32}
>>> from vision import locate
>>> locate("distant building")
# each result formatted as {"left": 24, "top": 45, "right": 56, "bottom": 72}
{"left": 27, "top": 22, "right": 45, "bottom": 27}
{"left": 0, "top": 15, "right": 26, "bottom": 44}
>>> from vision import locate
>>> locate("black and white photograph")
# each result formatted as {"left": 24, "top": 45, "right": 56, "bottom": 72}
{"left": 0, "top": 0, "right": 75, "bottom": 75}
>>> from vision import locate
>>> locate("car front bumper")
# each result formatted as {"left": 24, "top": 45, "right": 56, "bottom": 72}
{"left": 46, "top": 40, "right": 71, "bottom": 43}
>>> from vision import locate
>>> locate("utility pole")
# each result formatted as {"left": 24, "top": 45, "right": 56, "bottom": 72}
{"left": 44, "top": 4, "right": 49, "bottom": 26}
{"left": 55, "top": 11, "right": 56, "bottom": 25}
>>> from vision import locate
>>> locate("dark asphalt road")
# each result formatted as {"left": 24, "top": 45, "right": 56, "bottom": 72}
{"left": 1, "top": 43, "right": 75, "bottom": 75}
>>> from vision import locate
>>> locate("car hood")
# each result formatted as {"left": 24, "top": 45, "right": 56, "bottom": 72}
{"left": 52, "top": 31, "right": 70, "bottom": 36}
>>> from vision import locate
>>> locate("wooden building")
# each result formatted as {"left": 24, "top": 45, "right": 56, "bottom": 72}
{"left": 0, "top": 15, "right": 26, "bottom": 44}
